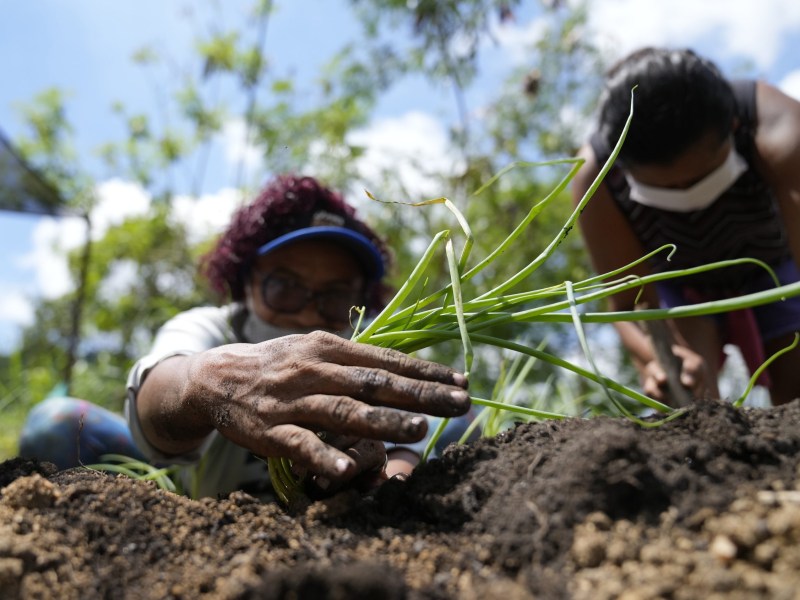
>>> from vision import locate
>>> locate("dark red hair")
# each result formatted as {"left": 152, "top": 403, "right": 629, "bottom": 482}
{"left": 201, "top": 175, "right": 392, "bottom": 314}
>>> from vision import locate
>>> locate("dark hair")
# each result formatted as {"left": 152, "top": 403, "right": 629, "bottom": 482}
{"left": 201, "top": 174, "right": 392, "bottom": 313}
{"left": 597, "top": 47, "right": 736, "bottom": 166}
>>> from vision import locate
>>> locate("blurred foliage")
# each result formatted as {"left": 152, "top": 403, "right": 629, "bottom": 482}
{"left": 485, "top": 4, "right": 606, "bottom": 158}
{"left": 349, "top": 0, "right": 518, "bottom": 87}
{"left": 0, "top": 0, "right": 625, "bottom": 458}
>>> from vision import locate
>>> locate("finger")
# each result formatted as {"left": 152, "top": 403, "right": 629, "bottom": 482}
{"left": 270, "top": 395, "right": 429, "bottom": 444}
{"left": 304, "top": 331, "right": 468, "bottom": 388}
{"left": 680, "top": 371, "right": 696, "bottom": 388}
{"left": 642, "top": 366, "right": 668, "bottom": 399}
{"left": 310, "top": 440, "right": 387, "bottom": 494}
{"left": 343, "top": 439, "right": 386, "bottom": 474}
{"left": 644, "top": 361, "right": 667, "bottom": 385}
{"left": 316, "top": 431, "right": 359, "bottom": 450}
{"left": 262, "top": 423, "right": 357, "bottom": 482}
{"left": 669, "top": 347, "right": 702, "bottom": 389}
{"left": 321, "top": 364, "right": 471, "bottom": 417}
{"left": 643, "top": 378, "right": 665, "bottom": 400}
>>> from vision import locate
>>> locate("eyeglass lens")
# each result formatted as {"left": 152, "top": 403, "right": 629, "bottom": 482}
{"left": 261, "top": 275, "right": 363, "bottom": 321}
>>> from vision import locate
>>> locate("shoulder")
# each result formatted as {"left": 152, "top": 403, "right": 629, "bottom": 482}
{"left": 152, "top": 304, "right": 242, "bottom": 352}
{"left": 572, "top": 144, "right": 602, "bottom": 201}
{"left": 753, "top": 80, "right": 800, "bottom": 170}
{"left": 166, "top": 304, "right": 237, "bottom": 330}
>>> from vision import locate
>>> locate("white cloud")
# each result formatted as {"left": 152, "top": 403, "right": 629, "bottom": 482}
{"left": 0, "top": 287, "right": 36, "bottom": 352}
{"left": 99, "top": 259, "right": 201, "bottom": 301}
{"left": 21, "top": 215, "right": 88, "bottom": 299}
{"left": 20, "top": 180, "right": 241, "bottom": 306}
{"left": 492, "top": 15, "right": 548, "bottom": 65}
{"left": 92, "top": 186, "right": 240, "bottom": 303}
{"left": 220, "top": 118, "right": 265, "bottom": 177}
{"left": 347, "top": 111, "right": 464, "bottom": 200}
{"left": 92, "top": 179, "right": 152, "bottom": 235}
{"left": 779, "top": 70, "right": 800, "bottom": 101}
{"left": 0, "top": 288, "right": 35, "bottom": 327}
{"left": 18, "top": 179, "right": 152, "bottom": 300}
{"left": 171, "top": 187, "right": 242, "bottom": 245}
{"left": 585, "top": 0, "right": 800, "bottom": 71}
{"left": 97, "top": 259, "right": 139, "bottom": 302}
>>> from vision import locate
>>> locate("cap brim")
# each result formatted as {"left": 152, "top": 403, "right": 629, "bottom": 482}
{"left": 256, "top": 226, "right": 385, "bottom": 279}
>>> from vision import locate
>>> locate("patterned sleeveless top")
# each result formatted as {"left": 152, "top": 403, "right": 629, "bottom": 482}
{"left": 589, "top": 80, "right": 790, "bottom": 295}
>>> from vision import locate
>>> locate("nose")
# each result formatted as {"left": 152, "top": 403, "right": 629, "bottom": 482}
{"left": 289, "top": 303, "right": 330, "bottom": 329}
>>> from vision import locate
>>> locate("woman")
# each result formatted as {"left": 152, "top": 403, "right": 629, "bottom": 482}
{"left": 572, "top": 47, "right": 800, "bottom": 406}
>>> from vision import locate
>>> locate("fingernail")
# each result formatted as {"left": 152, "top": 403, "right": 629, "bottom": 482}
{"left": 451, "top": 390, "right": 470, "bottom": 403}
{"left": 335, "top": 458, "right": 350, "bottom": 474}
{"left": 316, "top": 477, "right": 330, "bottom": 490}
{"left": 452, "top": 373, "right": 468, "bottom": 387}
{"left": 411, "top": 416, "right": 425, "bottom": 428}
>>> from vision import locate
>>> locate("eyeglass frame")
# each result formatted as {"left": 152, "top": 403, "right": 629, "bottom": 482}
{"left": 257, "top": 271, "right": 367, "bottom": 323}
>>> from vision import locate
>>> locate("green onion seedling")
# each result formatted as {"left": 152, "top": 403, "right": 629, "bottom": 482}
{"left": 268, "top": 89, "right": 800, "bottom": 503}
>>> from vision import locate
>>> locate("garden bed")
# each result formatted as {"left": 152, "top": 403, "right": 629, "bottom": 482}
{"left": 2, "top": 399, "right": 800, "bottom": 599}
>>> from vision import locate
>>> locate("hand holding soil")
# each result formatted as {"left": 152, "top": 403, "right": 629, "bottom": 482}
{"left": 641, "top": 343, "right": 710, "bottom": 404}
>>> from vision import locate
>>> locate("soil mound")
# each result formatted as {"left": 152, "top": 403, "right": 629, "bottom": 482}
{"left": 2, "top": 400, "right": 800, "bottom": 599}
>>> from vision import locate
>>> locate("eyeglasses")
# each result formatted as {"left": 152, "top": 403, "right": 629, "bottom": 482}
{"left": 259, "top": 273, "right": 365, "bottom": 323}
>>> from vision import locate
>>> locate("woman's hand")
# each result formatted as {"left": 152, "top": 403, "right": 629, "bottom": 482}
{"left": 176, "top": 331, "right": 469, "bottom": 486}
{"left": 641, "top": 344, "right": 711, "bottom": 404}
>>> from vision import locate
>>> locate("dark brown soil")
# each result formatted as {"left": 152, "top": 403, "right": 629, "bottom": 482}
{"left": 3, "top": 399, "right": 800, "bottom": 599}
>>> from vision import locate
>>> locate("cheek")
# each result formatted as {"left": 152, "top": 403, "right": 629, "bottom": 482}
{"left": 246, "top": 283, "right": 277, "bottom": 322}
{"left": 257, "top": 306, "right": 293, "bottom": 327}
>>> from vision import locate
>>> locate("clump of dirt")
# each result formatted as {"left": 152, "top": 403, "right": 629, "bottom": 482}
{"left": 2, "top": 399, "right": 800, "bottom": 599}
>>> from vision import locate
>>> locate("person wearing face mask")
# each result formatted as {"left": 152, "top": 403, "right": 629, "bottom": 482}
{"left": 572, "top": 47, "right": 800, "bottom": 407}
{"left": 19, "top": 175, "right": 472, "bottom": 498}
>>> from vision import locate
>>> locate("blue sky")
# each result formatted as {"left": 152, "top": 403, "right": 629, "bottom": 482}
{"left": 1, "top": 0, "right": 800, "bottom": 352}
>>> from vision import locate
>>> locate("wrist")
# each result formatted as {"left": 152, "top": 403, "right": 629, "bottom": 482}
{"left": 171, "top": 352, "right": 219, "bottom": 440}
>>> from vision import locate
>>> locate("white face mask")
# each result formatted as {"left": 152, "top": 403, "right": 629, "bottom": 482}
{"left": 241, "top": 291, "right": 352, "bottom": 343}
{"left": 625, "top": 148, "right": 747, "bottom": 213}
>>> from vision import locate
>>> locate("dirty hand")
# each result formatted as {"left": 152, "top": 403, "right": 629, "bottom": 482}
{"left": 185, "top": 330, "right": 469, "bottom": 485}
{"left": 641, "top": 344, "right": 710, "bottom": 402}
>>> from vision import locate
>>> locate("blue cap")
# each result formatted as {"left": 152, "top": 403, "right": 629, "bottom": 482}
{"left": 256, "top": 226, "right": 385, "bottom": 279}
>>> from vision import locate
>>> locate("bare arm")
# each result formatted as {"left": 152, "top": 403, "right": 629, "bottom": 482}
{"left": 573, "top": 145, "right": 659, "bottom": 363}
{"left": 137, "top": 353, "right": 212, "bottom": 457}
{"left": 135, "top": 330, "right": 469, "bottom": 484}
{"left": 572, "top": 145, "right": 713, "bottom": 402}
{"left": 753, "top": 80, "right": 800, "bottom": 266}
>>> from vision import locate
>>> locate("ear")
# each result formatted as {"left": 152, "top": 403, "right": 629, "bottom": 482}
{"left": 731, "top": 116, "right": 740, "bottom": 133}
